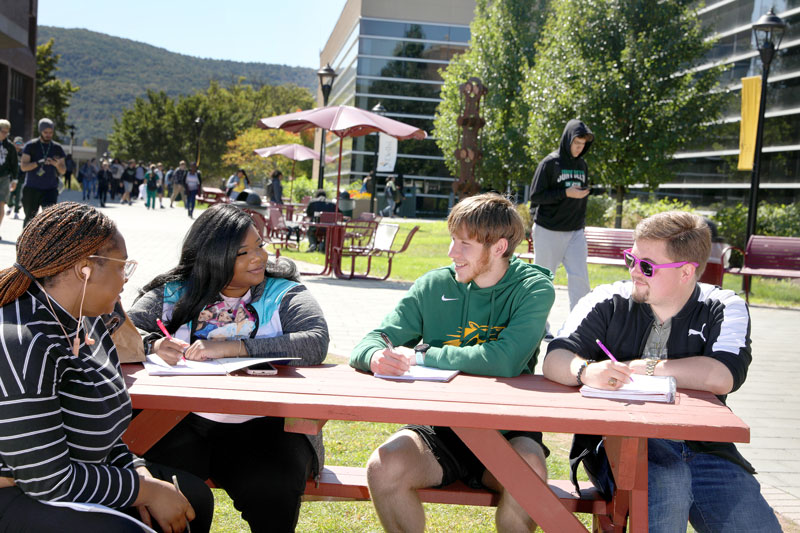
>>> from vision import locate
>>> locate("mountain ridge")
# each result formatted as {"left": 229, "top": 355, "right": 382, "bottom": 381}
{"left": 38, "top": 26, "right": 316, "bottom": 144}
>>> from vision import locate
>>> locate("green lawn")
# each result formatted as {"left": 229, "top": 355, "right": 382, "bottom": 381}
{"left": 277, "top": 220, "right": 800, "bottom": 309}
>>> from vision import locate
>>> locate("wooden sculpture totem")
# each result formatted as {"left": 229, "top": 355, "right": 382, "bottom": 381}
{"left": 453, "top": 77, "right": 488, "bottom": 198}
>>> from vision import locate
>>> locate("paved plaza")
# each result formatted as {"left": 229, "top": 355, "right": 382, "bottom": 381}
{"left": 1, "top": 189, "right": 798, "bottom": 526}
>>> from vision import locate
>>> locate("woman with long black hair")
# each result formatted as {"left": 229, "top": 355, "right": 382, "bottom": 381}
{"left": 0, "top": 202, "right": 213, "bottom": 532}
{"left": 129, "top": 203, "right": 329, "bottom": 532}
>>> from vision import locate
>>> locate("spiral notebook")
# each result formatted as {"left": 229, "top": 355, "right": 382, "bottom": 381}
{"left": 580, "top": 375, "right": 676, "bottom": 403}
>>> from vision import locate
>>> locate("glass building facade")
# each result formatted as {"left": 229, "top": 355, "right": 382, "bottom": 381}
{"left": 667, "top": 1, "right": 800, "bottom": 205}
{"left": 321, "top": 15, "right": 470, "bottom": 216}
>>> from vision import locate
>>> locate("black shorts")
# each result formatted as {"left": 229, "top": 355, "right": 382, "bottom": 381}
{"left": 403, "top": 425, "right": 550, "bottom": 489}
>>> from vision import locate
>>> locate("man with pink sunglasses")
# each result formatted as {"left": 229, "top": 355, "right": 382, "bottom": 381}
{"left": 542, "top": 210, "right": 780, "bottom": 532}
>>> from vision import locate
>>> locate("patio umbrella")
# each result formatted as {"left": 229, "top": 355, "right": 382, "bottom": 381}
{"left": 257, "top": 105, "right": 427, "bottom": 211}
{"left": 254, "top": 143, "right": 336, "bottom": 200}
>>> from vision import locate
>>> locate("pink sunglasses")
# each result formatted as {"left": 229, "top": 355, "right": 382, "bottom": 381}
{"left": 622, "top": 249, "right": 698, "bottom": 277}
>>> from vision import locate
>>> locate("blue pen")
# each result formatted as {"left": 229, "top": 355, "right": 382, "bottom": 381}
{"left": 595, "top": 338, "right": 633, "bottom": 382}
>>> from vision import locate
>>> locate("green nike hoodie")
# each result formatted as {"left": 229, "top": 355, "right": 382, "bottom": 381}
{"left": 350, "top": 257, "right": 555, "bottom": 378}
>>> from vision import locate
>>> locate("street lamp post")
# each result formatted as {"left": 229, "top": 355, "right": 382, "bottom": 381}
{"left": 193, "top": 116, "right": 204, "bottom": 166}
{"left": 369, "top": 102, "right": 386, "bottom": 214}
{"left": 745, "top": 8, "right": 786, "bottom": 246}
{"left": 316, "top": 63, "right": 337, "bottom": 189}
{"left": 68, "top": 124, "right": 75, "bottom": 155}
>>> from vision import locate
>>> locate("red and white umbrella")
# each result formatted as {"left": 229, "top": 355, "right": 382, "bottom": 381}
{"left": 257, "top": 105, "right": 426, "bottom": 211}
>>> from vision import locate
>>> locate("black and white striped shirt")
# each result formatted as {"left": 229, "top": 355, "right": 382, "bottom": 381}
{"left": 0, "top": 284, "right": 143, "bottom": 508}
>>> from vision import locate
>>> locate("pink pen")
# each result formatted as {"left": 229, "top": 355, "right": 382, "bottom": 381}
{"left": 595, "top": 338, "right": 633, "bottom": 382}
{"left": 156, "top": 319, "right": 172, "bottom": 339}
{"left": 157, "top": 319, "right": 185, "bottom": 360}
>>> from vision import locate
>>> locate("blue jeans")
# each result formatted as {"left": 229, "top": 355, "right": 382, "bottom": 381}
{"left": 185, "top": 189, "right": 197, "bottom": 217}
{"left": 81, "top": 177, "right": 96, "bottom": 200}
{"left": 648, "top": 439, "right": 780, "bottom": 532}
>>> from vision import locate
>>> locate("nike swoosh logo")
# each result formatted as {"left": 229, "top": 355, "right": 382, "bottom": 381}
{"left": 441, "top": 295, "right": 459, "bottom": 302}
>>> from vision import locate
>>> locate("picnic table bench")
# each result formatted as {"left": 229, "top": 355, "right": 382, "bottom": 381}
{"left": 196, "top": 186, "right": 230, "bottom": 205}
{"left": 518, "top": 227, "right": 633, "bottom": 267}
{"left": 723, "top": 235, "right": 800, "bottom": 302}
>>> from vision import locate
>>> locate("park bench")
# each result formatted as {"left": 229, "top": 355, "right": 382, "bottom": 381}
{"left": 335, "top": 224, "right": 420, "bottom": 281}
{"left": 723, "top": 235, "right": 800, "bottom": 303}
{"left": 518, "top": 227, "right": 633, "bottom": 267}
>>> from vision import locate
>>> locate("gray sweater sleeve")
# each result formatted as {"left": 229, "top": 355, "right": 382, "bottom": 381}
{"left": 243, "top": 285, "right": 329, "bottom": 366}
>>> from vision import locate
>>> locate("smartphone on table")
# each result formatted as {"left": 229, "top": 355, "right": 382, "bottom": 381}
{"left": 245, "top": 362, "right": 278, "bottom": 375}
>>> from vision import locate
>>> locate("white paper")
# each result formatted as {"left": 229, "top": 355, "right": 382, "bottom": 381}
{"left": 580, "top": 375, "right": 676, "bottom": 403}
{"left": 144, "top": 355, "right": 298, "bottom": 376}
{"left": 41, "top": 500, "right": 156, "bottom": 533}
{"left": 375, "top": 365, "right": 460, "bottom": 382}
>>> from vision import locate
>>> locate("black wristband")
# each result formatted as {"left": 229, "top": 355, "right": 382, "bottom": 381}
{"left": 576, "top": 359, "right": 595, "bottom": 386}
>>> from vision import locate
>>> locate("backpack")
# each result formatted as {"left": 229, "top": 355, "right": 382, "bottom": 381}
{"left": 266, "top": 180, "right": 275, "bottom": 203}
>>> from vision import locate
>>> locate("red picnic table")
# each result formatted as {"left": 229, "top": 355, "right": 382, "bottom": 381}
{"left": 121, "top": 363, "right": 749, "bottom": 532}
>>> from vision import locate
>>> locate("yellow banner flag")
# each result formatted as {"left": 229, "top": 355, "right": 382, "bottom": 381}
{"left": 738, "top": 76, "right": 762, "bottom": 171}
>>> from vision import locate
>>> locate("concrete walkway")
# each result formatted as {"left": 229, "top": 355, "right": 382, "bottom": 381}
{"left": 1, "top": 189, "right": 797, "bottom": 526}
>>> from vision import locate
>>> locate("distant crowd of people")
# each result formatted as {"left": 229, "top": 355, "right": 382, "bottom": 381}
{"left": 77, "top": 157, "right": 204, "bottom": 218}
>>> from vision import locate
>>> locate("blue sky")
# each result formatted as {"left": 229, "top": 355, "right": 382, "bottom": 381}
{"left": 38, "top": 0, "right": 349, "bottom": 68}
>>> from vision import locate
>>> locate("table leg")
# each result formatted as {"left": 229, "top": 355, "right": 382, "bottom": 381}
{"left": 284, "top": 417, "right": 328, "bottom": 435}
{"left": 453, "top": 427, "right": 587, "bottom": 533}
{"left": 123, "top": 409, "right": 188, "bottom": 456}
{"left": 604, "top": 436, "right": 648, "bottom": 532}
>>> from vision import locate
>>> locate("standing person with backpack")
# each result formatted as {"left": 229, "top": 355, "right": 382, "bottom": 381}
{"left": 381, "top": 176, "right": 396, "bottom": 217}
{"left": 79, "top": 158, "right": 97, "bottom": 202}
{"left": 120, "top": 159, "right": 137, "bottom": 205}
{"left": 0, "top": 120, "right": 18, "bottom": 239}
{"left": 183, "top": 162, "right": 202, "bottom": 218}
{"left": 63, "top": 153, "right": 75, "bottom": 190}
{"left": 144, "top": 164, "right": 160, "bottom": 210}
{"left": 96, "top": 159, "right": 112, "bottom": 208}
{"left": 6, "top": 137, "right": 24, "bottom": 220}
{"left": 170, "top": 160, "right": 187, "bottom": 208}
{"left": 268, "top": 170, "right": 283, "bottom": 204}
{"left": 110, "top": 157, "right": 124, "bottom": 201}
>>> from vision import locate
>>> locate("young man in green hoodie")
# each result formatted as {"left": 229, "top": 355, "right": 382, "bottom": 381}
{"left": 350, "top": 193, "right": 555, "bottom": 532}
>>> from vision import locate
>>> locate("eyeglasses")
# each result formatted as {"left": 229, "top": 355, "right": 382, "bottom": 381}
{"left": 622, "top": 249, "right": 698, "bottom": 278}
{"left": 89, "top": 255, "right": 138, "bottom": 279}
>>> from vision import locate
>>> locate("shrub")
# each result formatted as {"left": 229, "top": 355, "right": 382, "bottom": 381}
{"left": 620, "top": 197, "right": 696, "bottom": 229}
{"left": 287, "top": 175, "right": 336, "bottom": 203}
{"left": 585, "top": 195, "right": 615, "bottom": 227}
{"left": 712, "top": 202, "right": 800, "bottom": 248}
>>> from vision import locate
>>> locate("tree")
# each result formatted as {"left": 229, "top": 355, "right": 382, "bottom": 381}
{"left": 525, "top": 0, "right": 725, "bottom": 227}
{"left": 35, "top": 38, "right": 79, "bottom": 140}
{"left": 109, "top": 80, "right": 314, "bottom": 178}
{"left": 221, "top": 127, "right": 313, "bottom": 191}
{"left": 434, "top": 0, "right": 548, "bottom": 192}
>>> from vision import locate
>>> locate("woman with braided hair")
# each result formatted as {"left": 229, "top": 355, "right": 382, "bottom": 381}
{"left": 0, "top": 202, "right": 213, "bottom": 532}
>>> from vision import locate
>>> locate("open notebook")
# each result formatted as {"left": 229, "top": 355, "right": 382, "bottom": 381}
{"left": 580, "top": 375, "right": 677, "bottom": 403}
{"left": 375, "top": 365, "right": 460, "bottom": 382}
{"left": 143, "top": 354, "right": 298, "bottom": 376}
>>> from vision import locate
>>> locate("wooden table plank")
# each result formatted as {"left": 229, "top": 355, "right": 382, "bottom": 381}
{"left": 122, "top": 365, "right": 750, "bottom": 443}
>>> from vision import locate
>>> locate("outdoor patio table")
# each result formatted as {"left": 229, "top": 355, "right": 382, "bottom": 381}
{"left": 121, "top": 363, "right": 749, "bottom": 532}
